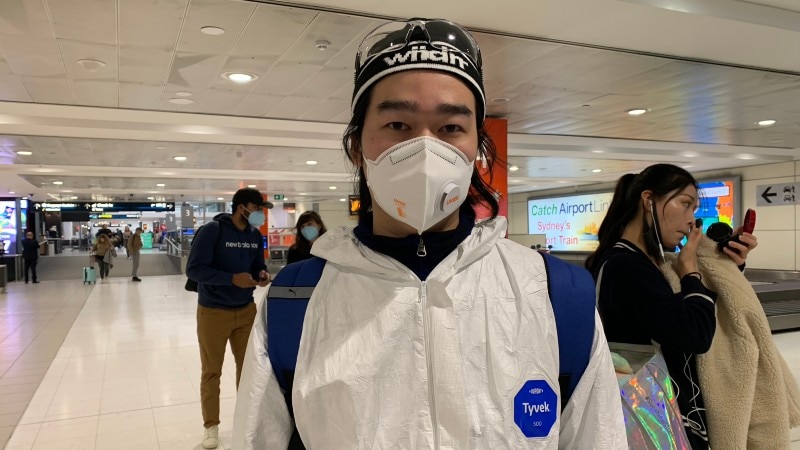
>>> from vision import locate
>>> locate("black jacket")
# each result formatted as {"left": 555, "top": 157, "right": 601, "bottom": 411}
{"left": 21, "top": 238, "right": 40, "bottom": 260}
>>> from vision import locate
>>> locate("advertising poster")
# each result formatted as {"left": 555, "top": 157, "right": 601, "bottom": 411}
{"left": 0, "top": 200, "right": 16, "bottom": 253}
{"left": 528, "top": 192, "right": 614, "bottom": 251}
{"left": 696, "top": 179, "right": 736, "bottom": 233}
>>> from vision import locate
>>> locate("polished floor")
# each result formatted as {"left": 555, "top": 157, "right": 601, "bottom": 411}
{"left": 0, "top": 276, "right": 798, "bottom": 449}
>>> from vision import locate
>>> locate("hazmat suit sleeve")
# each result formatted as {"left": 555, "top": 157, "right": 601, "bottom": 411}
{"left": 557, "top": 312, "right": 627, "bottom": 449}
{"left": 232, "top": 299, "right": 294, "bottom": 449}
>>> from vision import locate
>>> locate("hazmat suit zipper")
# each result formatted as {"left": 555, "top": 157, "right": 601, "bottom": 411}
{"left": 417, "top": 237, "right": 427, "bottom": 257}
{"left": 419, "top": 280, "right": 439, "bottom": 447}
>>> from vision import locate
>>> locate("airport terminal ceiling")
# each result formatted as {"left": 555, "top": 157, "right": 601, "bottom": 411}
{"left": 0, "top": 0, "right": 798, "bottom": 203}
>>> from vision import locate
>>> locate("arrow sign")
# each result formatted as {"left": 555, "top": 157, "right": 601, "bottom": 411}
{"left": 761, "top": 186, "right": 776, "bottom": 203}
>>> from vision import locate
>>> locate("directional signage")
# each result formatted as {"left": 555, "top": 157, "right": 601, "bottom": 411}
{"left": 33, "top": 202, "right": 175, "bottom": 212}
{"left": 273, "top": 194, "right": 285, "bottom": 201}
{"left": 756, "top": 183, "right": 797, "bottom": 206}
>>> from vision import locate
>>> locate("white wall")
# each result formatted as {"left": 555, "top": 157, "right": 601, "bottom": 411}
{"left": 319, "top": 201, "right": 358, "bottom": 231}
{"left": 507, "top": 161, "right": 800, "bottom": 270}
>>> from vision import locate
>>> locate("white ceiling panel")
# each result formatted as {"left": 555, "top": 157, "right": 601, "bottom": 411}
{"left": 298, "top": 98, "right": 349, "bottom": 122}
{"left": 167, "top": 52, "right": 227, "bottom": 88}
{"left": 0, "top": 74, "right": 31, "bottom": 102}
{"left": 279, "top": 13, "right": 373, "bottom": 66}
{"left": 233, "top": 92, "right": 286, "bottom": 117}
{"left": 746, "top": 0, "right": 800, "bottom": 12}
{"left": 119, "top": 45, "right": 172, "bottom": 85}
{"left": 72, "top": 80, "right": 117, "bottom": 108}
{"left": 292, "top": 67, "right": 351, "bottom": 98}
{"left": 231, "top": 4, "right": 317, "bottom": 58}
{"left": 22, "top": 76, "right": 73, "bottom": 104}
{"left": 196, "top": 88, "right": 248, "bottom": 113}
{"left": 59, "top": 40, "right": 118, "bottom": 81}
{"left": 177, "top": 0, "right": 255, "bottom": 53}
{"left": 119, "top": 83, "right": 163, "bottom": 110}
{"left": 118, "top": 0, "right": 187, "bottom": 48}
{"left": 253, "top": 61, "right": 323, "bottom": 96}
{"left": 267, "top": 95, "right": 323, "bottom": 119}
{"left": 0, "top": 34, "right": 65, "bottom": 77}
{"left": 46, "top": 0, "right": 116, "bottom": 44}
{"left": 0, "top": 0, "right": 53, "bottom": 38}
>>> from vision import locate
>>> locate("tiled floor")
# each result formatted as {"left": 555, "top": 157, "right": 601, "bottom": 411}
{"left": 1, "top": 276, "right": 267, "bottom": 450}
{"left": 1, "top": 275, "right": 799, "bottom": 449}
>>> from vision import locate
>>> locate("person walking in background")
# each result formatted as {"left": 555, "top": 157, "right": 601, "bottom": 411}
{"left": 21, "top": 230, "right": 43, "bottom": 284}
{"left": 127, "top": 227, "right": 143, "bottom": 282}
{"left": 286, "top": 211, "right": 327, "bottom": 264}
{"left": 95, "top": 223, "right": 113, "bottom": 239}
{"left": 92, "top": 233, "right": 114, "bottom": 281}
{"left": 186, "top": 187, "right": 272, "bottom": 449}
{"left": 122, "top": 225, "right": 132, "bottom": 251}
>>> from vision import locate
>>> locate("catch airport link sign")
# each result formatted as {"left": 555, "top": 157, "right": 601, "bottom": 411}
{"left": 528, "top": 192, "right": 614, "bottom": 251}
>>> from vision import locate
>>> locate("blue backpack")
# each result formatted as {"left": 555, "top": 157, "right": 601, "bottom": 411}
{"left": 266, "top": 252, "right": 596, "bottom": 448}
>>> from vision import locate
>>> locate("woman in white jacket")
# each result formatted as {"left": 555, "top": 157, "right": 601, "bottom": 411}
{"left": 234, "top": 18, "right": 626, "bottom": 449}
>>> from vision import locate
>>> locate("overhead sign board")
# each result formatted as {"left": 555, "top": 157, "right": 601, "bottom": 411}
{"left": 34, "top": 202, "right": 175, "bottom": 212}
{"left": 756, "top": 183, "right": 797, "bottom": 206}
{"left": 527, "top": 192, "right": 613, "bottom": 251}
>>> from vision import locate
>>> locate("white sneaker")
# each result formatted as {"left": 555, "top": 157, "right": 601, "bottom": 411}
{"left": 202, "top": 425, "right": 219, "bottom": 449}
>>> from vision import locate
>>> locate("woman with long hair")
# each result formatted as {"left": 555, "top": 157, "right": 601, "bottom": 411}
{"left": 586, "top": 163, "right": 757, "bottom": 449}
{"left": 286, "top": 211, "right": 327, "bottom": 264}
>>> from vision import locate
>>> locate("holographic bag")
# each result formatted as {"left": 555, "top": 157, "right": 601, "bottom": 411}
{"left": 610, "top": 343, "right": 692, "bottom": 450}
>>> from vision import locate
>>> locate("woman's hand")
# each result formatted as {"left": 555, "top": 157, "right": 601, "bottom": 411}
{"left": 676, "top": 225, "right": 702, "bottom": 277}
{"left": 723, "top": 228, "right": 758, "bottom": 265}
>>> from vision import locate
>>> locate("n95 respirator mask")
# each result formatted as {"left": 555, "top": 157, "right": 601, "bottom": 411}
{"left": 364, "top": 136, "right": 474, "bottom": 234}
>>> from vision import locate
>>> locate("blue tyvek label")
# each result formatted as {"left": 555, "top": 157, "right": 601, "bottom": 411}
{"left": 514, "top": 379, "right": 558, "bottom": 438}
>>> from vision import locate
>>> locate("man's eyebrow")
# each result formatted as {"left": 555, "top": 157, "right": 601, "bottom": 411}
{"left": 375, "top": 100, "right": 473, "bottom": 117}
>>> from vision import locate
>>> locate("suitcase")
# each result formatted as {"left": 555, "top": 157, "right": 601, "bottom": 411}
{"left": 83, "top": 266, "right": 97, "bottom": 284}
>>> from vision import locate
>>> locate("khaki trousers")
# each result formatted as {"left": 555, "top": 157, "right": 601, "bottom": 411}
{"left": 196, "top": 302, "right": 257, "bottom": 428}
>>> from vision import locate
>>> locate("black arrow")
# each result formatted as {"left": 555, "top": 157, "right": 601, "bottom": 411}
{"left": 761, "top": 186, "right": 776, "bottom": 203}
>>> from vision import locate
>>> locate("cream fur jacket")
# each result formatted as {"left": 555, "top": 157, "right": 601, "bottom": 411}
{"left": 661, "top": 236, "right": 800, "bottom": 449}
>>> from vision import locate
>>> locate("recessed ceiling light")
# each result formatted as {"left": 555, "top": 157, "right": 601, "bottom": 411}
{"left": 70, "top": 196, "right": 78, "bottom": 199}
{"left": 299, "top": 193, "right": 307, "bottom": 196}
{"left": 155, "top": 146, "right": 166, "bottom": 150}
{"left": 736, "top": 154, "right": 755, "bottom": 160}
{"left": 557, "top": 180, "right": 568, "bottom": 184}
{"left": 147, "top": 197, "right": 155, "bottom": 200}
{"left": 339, "top": 198, "right": 346, "bottom": 202}
{"left": 9, "top": 191, "right": 14, "bottom": 194}
{"left": 247, "top": 184, "right": 256, "bottom": 188}
{"left": 510, "top": 179, "right": 521, "bottom": 183}
{"left": 508, "top": 165, "right": 519, "bottom": 172}
{"left": 156, "top": 183, "right": 165, "bottom": 187}
{"left": 757, "top": 119, "right": 776, "bottom": 127}
{"left": 305, "top": 160, "right": 318, "bottom": 165}
{"left": 683, "top": 152, "right": 697, "bottom": 158}
{"left": 168, "top": 98, "right": 194, "bottom": 105}
{"left": 315, "top": 39, "right": 331, "bottom": 51}
{"left": 77, "top": 59, "right": 106, "bottom": 72}
{"left": 329, "top": 186, "right": 337, "bottom": 190}
{"left": 173, "top": 156, "right": 188, "bottom": 161}
{"left": 492, "top": 97, "right": 510, "bottom": 103}
{"left": 52, "top": 181, "right": 63, "bottom": 185}
{"left": 222, "top": 72, "right": 258, "bottom": 83}
{"left": 200, "top": 26, "right": 225, "bottom": 36}
{"left": 16, "top": 151, "right": 32, "bottom": 156}
{"left": 627, "top": 108, "right": 648, "bottom": 116}
{"left": 174, "top": 91, "right": 192, "bottom": 97}
{"left": 217, "top": 197, "right": 224, "bottom": 201}
{"left": 592, "top": 169, "right": 602, "bottom": 173}
{"left": 591, "top": 149, "right": 604, "bottom": 153}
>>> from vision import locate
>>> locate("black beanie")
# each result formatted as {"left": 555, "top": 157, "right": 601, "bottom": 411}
{"left": 351, "top": 23, "right": 485, "bottom": 122}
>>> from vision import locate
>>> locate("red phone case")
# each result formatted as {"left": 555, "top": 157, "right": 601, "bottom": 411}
{"left": 742, "top": 209, "right": 756, "bottom": 234}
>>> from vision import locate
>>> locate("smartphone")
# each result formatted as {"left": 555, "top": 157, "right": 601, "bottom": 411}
{"left": 718, "top": 208, "right": 756, "bottom": 253}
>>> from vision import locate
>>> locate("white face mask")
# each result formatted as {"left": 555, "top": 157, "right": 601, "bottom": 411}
{"left": 364, "top": 136, "right": 474, "bottom": 234}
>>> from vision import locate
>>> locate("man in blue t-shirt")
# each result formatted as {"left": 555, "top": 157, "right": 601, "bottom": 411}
{"left": 186, "top": 187, "right": 272, "bottom": 449}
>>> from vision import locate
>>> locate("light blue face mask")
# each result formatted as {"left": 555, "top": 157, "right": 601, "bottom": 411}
{"left": 246, "top": 209, "right": 265, "bottom": 227}
{"left": 301, "top": 225, "right": 319, "bottom": 241}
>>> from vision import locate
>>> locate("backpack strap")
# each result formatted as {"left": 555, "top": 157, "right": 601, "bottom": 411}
{"left": 540, "top": 252, "right": 597, "bottom": 410}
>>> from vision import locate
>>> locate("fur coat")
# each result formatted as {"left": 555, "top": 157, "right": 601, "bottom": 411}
{"left": 661, "top": 236, "right": 800, "bottom": 449}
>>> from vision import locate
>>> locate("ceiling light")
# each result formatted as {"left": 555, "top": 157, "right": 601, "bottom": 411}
{"left": 200, "top": 26, "right": 225, "bottom": 36}
{"left": 682, "top": 152, "right": 697, "bottom": 158}
{"left": 217, "top": 197, "right": 224, "bottom": 201}
{"left": 329, "top": 186, "right": 337, "bottom": 190}
{"left": 168, "top": 98, "right": 194, "bottom": 105}
{"left": 736, "top": 154, "right": 755, "bottom": 160}
{"left": 147, "top": 197, "right": 155, "bottom": 200}
{"left": 510, "top": 179, "right": 521, "bottom": 183}
{"left": 492, "top": 98, "right": 510, "bottom": 103}
{"left": 508, "top": 165, "right": 519, "bottom": 172}
{"left": 299, "top": 193, "right": 307, "bottom": 196}
{"left": 76, "top": 59, "right": 106, "bottom": 72}
{"left": 16, "top": 150, "right": 32, "bottom": 156}
{"left": 339, "top": 198, "right": 346, "bottom": 202}
{"left": 315, "top": 39, "right": 331, "bottom": 51}
{"left": 627, "top": 108, "right": 648, "bottom": 116}
{"left": 9, "top": 191, "right": 14, "bottom": 194}
{"left": 591, "top": 149, "right": 604, "bottom": 153}
{"left": 156, "top": 183, "right": 165, "bottom": 187}
{"left": 222, "top": 72, "right": 258, "bottom": 83}
{"left": 247, "top": 184, "right": 256, "bottom": 188}
{"left": 305, "top": 160, "right": 318, "bottom": 165}
{"left": 592, "top": 169, "right": 602, "bottom": 173}
{"left": 52, "top": 181, "right": 63, "bottom": 185}
{"left": 173, "top": 156, "right": 188, "bottom": 161}
{"left": 174, "top": 91, "right": 192, "bottom": 97}
{"left": 557, "top": 180, "right": 568, "bottom": 184}
{"left": 70, "top": 196, "right": 78, "bottom": 199}
{"left": 757, "top": 119, "right": 776, "bottom": 127}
